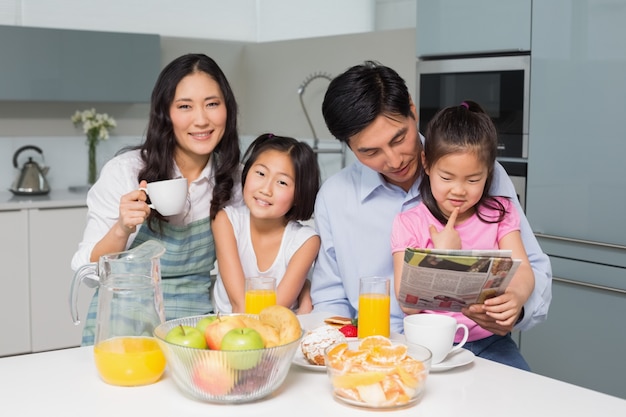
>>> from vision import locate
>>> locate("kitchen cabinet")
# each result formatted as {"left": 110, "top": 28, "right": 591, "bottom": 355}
{"left": 522, "top": 0, "right": 626, "bottom": 400}
{"left": 0, "top": 25, "right": 160, "bottom": 102}
{"left": 416, "top": 0, "right": 531, "bottom": 57}
{"left": 29, "top": 207, "right": 92, "bottom": 352}
{"left": 520, "top": 263, "right": 626, "bottom": 399}
{"left": 0, "top": 203, "right": 91, "bottom": 356}
{"left": 0, "top": 210, "right": 31, "bottom": 356}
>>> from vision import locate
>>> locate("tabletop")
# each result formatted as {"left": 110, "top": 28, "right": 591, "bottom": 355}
{"left": 1, "top": 313, "right": 624, "bottom": 416}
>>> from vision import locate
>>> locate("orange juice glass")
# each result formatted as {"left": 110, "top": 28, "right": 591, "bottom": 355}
{"left": 358, "top": 276, "right": 391, "bottom": 338}
{"left": 93, "top": 336, "right": 166, "bottom": 386}
{"left": 245, "top": 277, "right": 277, "bottom": 314}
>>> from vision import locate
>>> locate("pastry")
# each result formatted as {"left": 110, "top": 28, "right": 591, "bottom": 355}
{"left": 323, "top": 316, "right": 353, "bottom": 328}
{"left": 300, "top": 325, "right": 347, "bottom": 366}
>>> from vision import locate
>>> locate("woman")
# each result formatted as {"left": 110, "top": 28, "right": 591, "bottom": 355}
{"left": 71, "top": 53, "right": 242, "bottom": 345}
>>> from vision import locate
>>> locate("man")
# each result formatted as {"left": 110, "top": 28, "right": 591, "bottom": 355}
{"left": 310, "top": 61, "right": 552, "bottom": 369}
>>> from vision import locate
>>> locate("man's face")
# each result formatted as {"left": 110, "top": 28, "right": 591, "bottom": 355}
{"left": 347, "top": 108, "right": 421, "bottom": 192}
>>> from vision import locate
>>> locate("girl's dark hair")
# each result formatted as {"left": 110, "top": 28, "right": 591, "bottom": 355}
{"left": 322, "top": 60, "right": 414, "bottom": 144}
{"left": 127, "top": 53, "right": 240, "bottom": 230}
{"left": 241, "top": 134, "right": 320, "bottom": 222}
{"left": 420, "top": 100, "right": 507, "bottom": 224}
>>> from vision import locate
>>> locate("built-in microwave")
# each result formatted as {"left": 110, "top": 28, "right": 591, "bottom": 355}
{"left": 416, "top": 53, "right": 530, "bottom": 160}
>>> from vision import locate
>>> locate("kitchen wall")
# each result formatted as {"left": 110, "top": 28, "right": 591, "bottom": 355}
{"left": 0, "top": 28, "right": 415, "bottom": 191}
{"left": 0, "top": 0, "right": 415, "bottom": 41}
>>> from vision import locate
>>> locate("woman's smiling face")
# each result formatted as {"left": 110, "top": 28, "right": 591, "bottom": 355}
{"left": 169, "top": 71, "right": 227, "bottom": 161}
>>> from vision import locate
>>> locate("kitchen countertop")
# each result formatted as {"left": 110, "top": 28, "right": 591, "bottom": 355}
{"left": 0, "top": 188, "right": 88, "bottom": 211}
{"left": 1, "top": 312, "right": 624, "bottom": 416}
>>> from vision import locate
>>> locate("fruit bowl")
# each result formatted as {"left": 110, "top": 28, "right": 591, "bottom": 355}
{"left": 324, "top": 336, "right": 431, "bottom": 409}
{"left": 153, "top": 314, "right": 302, "bottom": 404}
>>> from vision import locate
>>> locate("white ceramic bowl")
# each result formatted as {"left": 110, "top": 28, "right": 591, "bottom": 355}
{"left": 153, "top": 314, "right": 302, "bottom": 404}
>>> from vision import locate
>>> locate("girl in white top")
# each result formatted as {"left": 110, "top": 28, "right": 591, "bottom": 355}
{"left": 213, "top": 133, "right": 321, "bottom": 314}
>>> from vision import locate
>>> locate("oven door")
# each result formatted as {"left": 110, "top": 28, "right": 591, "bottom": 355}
{"left": 416, "top": 54, "right": 530, "bottom": 159}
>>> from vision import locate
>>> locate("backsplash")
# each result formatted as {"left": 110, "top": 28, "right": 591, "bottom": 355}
{"left": 1, "top": 135, "right": 351, "bottom": 193}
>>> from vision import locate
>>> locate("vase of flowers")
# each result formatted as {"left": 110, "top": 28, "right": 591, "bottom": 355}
{"left": 71, "top": 108, "right": 117, "bottom": 185}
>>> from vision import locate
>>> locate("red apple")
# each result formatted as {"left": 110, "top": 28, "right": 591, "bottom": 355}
{"left": 191, "top": 355, "right": 235, "bottom": 396}
{"left": 220, "top": 328, "right": 265, "bottom": 369}
{"left": 204, "top": 315, "right": 246, "bottom": 350}
{"left": 165, "top": 324, "right": 207, "bottom": 349}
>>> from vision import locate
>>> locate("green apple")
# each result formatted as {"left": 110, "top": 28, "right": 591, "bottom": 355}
{"left": 205, "top": 315, "right": 246, "bottom": 350}
{"left": 220, "top": 327, "right": 264, "bottom": 370}
{"left": 165, "top": 324, "right": 208, "bottom": 349}
{"left": 196, "top": 316, "right": 217, "bottom": 334}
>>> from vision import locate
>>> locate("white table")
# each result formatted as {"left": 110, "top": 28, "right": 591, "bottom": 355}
{"left": 1, "top": 340, "right": 624, "bottom": 416}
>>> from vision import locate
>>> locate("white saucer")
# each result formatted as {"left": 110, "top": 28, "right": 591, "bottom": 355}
{"left": 430, "top": 348, "right": 475, "bottom": 372}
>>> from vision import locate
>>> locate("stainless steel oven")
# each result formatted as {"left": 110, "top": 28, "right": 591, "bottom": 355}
{"left": 416, "top": 53, "right": 530, "bottom": 209}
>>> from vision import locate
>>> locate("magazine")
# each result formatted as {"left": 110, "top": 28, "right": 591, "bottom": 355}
{"left": 397, "top": 248, "right": 521, "bottom": 312}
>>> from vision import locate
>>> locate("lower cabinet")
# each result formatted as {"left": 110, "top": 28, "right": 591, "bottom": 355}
{"left": 0, "top": 206, "right": 91, "bottom": 356}
{"left": 520, "top": 278, "right": 626, "bottom": 400}
{"left": 29, "top": 207, "right": 92, "bottom": 352}
{"left": 0, "top": 210, "right": 31, "bottom": 356}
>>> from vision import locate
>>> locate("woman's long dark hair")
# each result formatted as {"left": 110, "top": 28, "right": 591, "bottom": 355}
{"left": 128, "top": 53, "right": 240, "bottom": 230}
{"left": 420, "top": 100, "right": 507, "bottom": 225}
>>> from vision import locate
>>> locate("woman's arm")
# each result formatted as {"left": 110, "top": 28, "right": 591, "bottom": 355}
{"left": 213, "top": 209, "right": 246, "bottom": 312}
{"left": 89, "top": 180, "right": 151, "bottom": 262}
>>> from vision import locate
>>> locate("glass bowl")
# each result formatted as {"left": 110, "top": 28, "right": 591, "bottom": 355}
{"left": 324, "top": 337, "right": 431, "bottom": 409}
{"left": 153, "top": 314, "right": 302, "bottom": 403}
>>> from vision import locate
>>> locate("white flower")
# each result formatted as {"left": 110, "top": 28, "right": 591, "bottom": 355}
{"left": 71, "top": 108, "right": 116, "bottom": 144}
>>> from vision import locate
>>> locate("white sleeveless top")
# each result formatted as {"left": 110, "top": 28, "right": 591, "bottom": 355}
{"left": 213, "top": 205, "right": 318, "bottom": 313}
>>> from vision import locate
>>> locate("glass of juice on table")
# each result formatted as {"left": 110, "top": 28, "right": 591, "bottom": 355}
{"left": 358, "top": 276, "right": 390, "bottom": 338}
{"left": 245, "top": 276, "right": 277, "bottom": 314}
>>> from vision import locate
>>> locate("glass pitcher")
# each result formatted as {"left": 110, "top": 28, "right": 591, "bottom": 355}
{"left": 70, "top": 240, "right": 167, "bottom": 386}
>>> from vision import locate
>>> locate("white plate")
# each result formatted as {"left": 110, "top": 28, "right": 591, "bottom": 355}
{"left": 292, "top": 349, "right": 327, "bottom": 372}
{"left": 430, "top": 348, "right": 475, "bottom": 372}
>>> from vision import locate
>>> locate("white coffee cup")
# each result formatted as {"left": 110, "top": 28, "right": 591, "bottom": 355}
{"left": 139, "top": 178, "right": 188, "bottom": 216}
{"left": 403, "top": 314, "right": 469, "bottom": 364}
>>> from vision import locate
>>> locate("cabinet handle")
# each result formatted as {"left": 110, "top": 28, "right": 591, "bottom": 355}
{"left": 535, "top": 233, "right": 626, "bottom": 251}
{"left": 553, "top": 276, "right": 626, "bottom": 295}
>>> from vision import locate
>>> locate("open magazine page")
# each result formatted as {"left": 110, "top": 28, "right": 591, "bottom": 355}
{"left": 397, "top": 248, "right": 521, "bottom": 312}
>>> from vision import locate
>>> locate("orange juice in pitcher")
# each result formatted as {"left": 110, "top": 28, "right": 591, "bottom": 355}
{"left": 93, "top": 336, "right": 166, "bottom": 386}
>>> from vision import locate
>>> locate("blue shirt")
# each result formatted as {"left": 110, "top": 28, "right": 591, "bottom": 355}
{"left": 311, "top": 158, "right": 552, "bottom": 334}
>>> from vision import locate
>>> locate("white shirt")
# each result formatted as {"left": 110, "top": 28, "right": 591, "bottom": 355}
{"left": 71, "top": 149, "right": 242, "bottom": 270}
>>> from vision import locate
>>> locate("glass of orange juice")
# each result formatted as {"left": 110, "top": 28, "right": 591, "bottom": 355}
{"left": 245, "top": 276, "right": 277, "bottom": 314}
{"left": 358, "top": 276, "right": 390, "bottom": 338}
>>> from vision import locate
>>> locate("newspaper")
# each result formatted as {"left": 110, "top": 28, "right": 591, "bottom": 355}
{"left": 397, "top": 248, "right": 521, "bottom": 312}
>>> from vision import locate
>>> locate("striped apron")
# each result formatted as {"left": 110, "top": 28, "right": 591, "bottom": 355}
{"left": 81, "top": 217, "right": 215, "bottom": 346}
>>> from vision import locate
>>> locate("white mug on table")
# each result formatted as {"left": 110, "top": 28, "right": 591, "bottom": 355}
{"left": 403, "top": 314, "right": 469, "bottom": 364}
{"left": 139, "top": 178, "right": 188, "bottom": 216}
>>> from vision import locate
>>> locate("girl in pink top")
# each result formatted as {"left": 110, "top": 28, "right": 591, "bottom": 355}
{"left": 391, "top": 101, "right": 535, "bottom": 344}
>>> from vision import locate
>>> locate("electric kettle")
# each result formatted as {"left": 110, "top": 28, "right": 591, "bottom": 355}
{"left": 10, "top": 145, "right": 51, "bottom": 195}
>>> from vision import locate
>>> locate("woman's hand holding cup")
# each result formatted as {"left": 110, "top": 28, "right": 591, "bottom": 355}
{"left": 117, "top": 180, "right": 151, "bottom": 235}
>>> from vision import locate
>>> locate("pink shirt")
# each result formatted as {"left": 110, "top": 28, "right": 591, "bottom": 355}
{"left": 391, "top": 197, "right": 520, "bottom": 342}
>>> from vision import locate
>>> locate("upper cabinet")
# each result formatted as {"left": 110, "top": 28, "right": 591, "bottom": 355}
{"left": 0, "top": 25, "right": 160, "bottom": 102}
{"left": 416, "top": 0, "right": 531, "bottom": 57}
